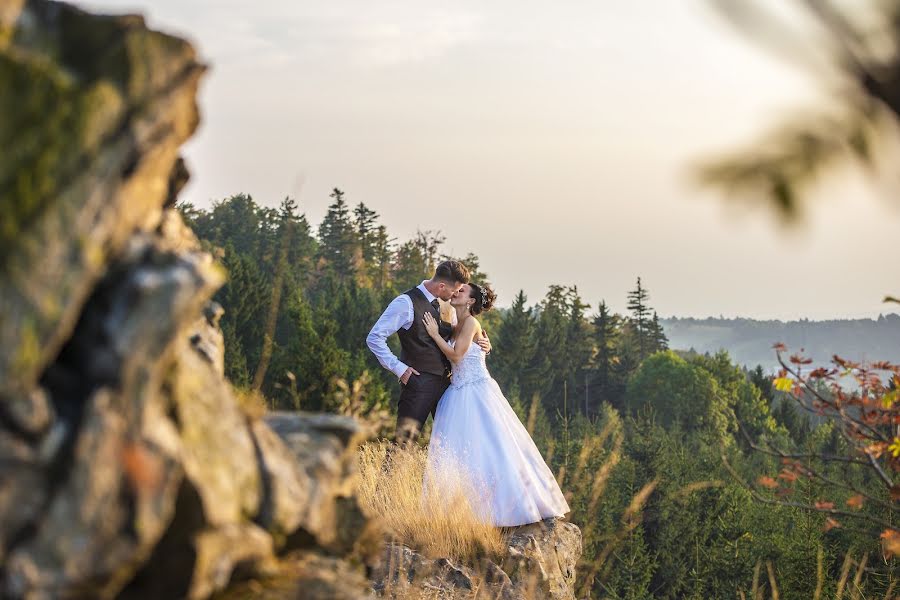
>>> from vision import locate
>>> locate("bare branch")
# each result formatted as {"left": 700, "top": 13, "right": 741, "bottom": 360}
{"left": 777, "top": 351, "right": 889, "bottom": 443}
{"left": 720, "top": 454, "right": 896, "bottom": 530}
{"left": 865, "top": 449, "right": 896, "bottom": 490}
{"left": 737, "top": 421, "right": 869, "bottom": 466}
{"left": 736, "top": 422, "right": 894, "bottom": 510}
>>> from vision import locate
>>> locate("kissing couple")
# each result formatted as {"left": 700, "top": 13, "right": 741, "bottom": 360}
{"left": 366, "top": 260, "right": 569, "bottom": 526}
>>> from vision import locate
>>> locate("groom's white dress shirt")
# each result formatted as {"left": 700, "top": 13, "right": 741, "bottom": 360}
{"left": 366, "top": 280, "right": 456, "bottom": 379}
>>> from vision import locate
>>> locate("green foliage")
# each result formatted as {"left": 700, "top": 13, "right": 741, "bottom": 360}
{"left": 318, "top": 188, "right": 359, "bottom": 277}
{"left": 491, "top": 290, "right": 536, "bottom": 403}
{"left": 627, "top": 277, "right": 652, "bottom": 361}
{"left": 625, "top": 351, "right": 736, "bottom": 443}
{"left": 689, "top": 351, "right": 782, "bottom": 447}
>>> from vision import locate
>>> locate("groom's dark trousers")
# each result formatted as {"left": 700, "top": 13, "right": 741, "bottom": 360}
{"left": 392, "top": 287, "right": 453, "bottom": 445}
{"left": 396, "top": 372, "right": 450, "bottom": 443}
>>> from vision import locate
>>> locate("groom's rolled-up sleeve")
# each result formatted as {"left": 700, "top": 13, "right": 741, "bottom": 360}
{"left": 366, "top": 295, "right": 413, "bottom": 379}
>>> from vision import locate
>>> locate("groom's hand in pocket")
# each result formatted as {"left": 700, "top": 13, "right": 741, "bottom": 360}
{"left": 400, "top": 366, "right": 420, "bottom": 385}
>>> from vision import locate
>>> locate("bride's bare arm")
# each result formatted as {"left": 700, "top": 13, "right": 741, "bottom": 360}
{"left": 423, "top": 313, "right": 477, "bottom": 363}
{"left": 440, "top": 300, "right": 490, "bottom": 354}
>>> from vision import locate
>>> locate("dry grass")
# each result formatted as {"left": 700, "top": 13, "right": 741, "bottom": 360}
{"left": 357, "top": 441, "right": 507, "bottom": 562}
{"left": 233, "top": 386, "right": 268, "bottom": 419}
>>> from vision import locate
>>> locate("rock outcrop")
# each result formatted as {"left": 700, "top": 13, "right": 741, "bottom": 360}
{"left": 0, "top": 1, "right": 379, "bottom": 598}
{"left": 371, "top": 518, "right": 582, "bottom": 600}
{"left": 0, "top": 2, "right": 583, "bottom": 599}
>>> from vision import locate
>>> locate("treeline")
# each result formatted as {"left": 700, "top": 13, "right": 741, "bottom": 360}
{"left": 178, "top": 189, "right": 465, "bottom": 411}
{"left": 177, "top": 189, "right": 671, "bottom": 419}
{"left": 179, "top": 190, "right": 894, "bottom": 598}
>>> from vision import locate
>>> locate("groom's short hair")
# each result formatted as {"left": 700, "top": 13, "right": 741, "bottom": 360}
{"left": 433, "top": 260, "right": 470, "bottom": 285}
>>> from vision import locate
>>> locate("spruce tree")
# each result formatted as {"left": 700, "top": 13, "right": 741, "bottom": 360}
{"left": 318, "top": 188, "right": 358, "bottom": 276}
{"left": 591, "top": 300, "right": 620, "bottom": 408}
{"left": 627, "top": 277, "right": 652, "bottom": 361}
{"left": 442, "top": 252, "right": 487, "bottom": 283}
{"left": 353, "top": 201, "right": 379, "bottom": 260}
{"left": 493, "top": 290, "right": 537, "bottom": 399}
{"left": 393, "top": 239, "right": 429, "bottom": 291}
{"left": 251, "top": 198, "right": 298, "bottom": 391}
{"left": 565, "top": 287, "right": 594, "bottom": 416}
{"left": 414, "top": 230, "right": 445, "bottom": 275}
{"left": 369, "top": 224, "right": 393, "bottom": 291}
{"left": 648, "top": 311, "right": 669, "bottom": 353}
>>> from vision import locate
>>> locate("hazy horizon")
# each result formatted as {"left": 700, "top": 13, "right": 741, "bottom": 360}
{"left": 76, "top": 0, "right": 900, "bottom": 320}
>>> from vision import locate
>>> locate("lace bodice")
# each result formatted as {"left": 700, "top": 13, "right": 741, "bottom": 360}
{"left": 449, "top": 339, "right": 490, "bottom": 388}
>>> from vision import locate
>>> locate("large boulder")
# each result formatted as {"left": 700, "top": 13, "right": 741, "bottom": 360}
{"left": 502, "top": 518, "right": 582, "bottom": 600}
{"left": 0, "top": 1, "right": 380, "bottom": 598}
{"left": 371, "top": 517, "right": 582, "bottom": 600}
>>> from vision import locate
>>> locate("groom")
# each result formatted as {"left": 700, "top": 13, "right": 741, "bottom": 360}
{"left": 366, "top": 260, "right": 491, "bottom": 445}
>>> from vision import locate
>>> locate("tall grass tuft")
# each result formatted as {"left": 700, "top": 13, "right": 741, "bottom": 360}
{"left": 357, "top": 441, "right": 506, "bottom": 561}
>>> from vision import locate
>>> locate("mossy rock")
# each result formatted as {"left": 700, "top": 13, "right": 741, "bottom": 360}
{"left": 0, "top": 0, "right": 197, "bottom": 267}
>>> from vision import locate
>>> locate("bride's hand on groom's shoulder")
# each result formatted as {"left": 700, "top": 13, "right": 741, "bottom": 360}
{"left": 476, "top": 330, "right": 492, "bottom": 354}
{"left": 422, "top": 312, "right": 439, "bottom": 338}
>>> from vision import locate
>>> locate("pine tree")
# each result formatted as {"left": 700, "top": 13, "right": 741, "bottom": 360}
{"left": 353, "top": 201, "right": 379, "bottom": 261}
{"left": 565, "top": 287, "right": 594, "bottom": 416}
{"left": 211, "top": 194, "right": 266, "bottom": 255}
{"left": 369, "top": 224, "right": 393, "bottom": 291}
{"left": 272, "top": 290, "right": 350, "bottom": 411}
{"left": 216, "top": 241, "right": 268, "bottom": 380}
{"left": 627, "top": 277, "right": 652, "bottom": 361}
{"left": 318, "top": 188, "right": 359, "bottom": 276}
{"left": 414, "top": 230, "right": 445, "bottom": 275}
{"left": 493, "top": 290, "right": 537, "bottom": 399}
{"left": 442, "top": 251, "right": 488, "bottom": 283}
{"left": 531, "top": 285, "right": 571, "bottom": 409}
{"left": 591, "top": 300, "right": 621, "bottom": 409}
{"left": 393, "top": 239, "right": 429, "bottom": 291}
{"left": 251, "top": 198, "right": 298, "bottom": 391}
{"left": 277, "top": 196, "right": 316, "bottom": 281}
{"left": 648, "top": 311, "right": 669, "bottom": 353}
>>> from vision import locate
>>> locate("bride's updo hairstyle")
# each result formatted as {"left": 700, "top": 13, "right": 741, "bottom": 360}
{"left": 468, "top": 283, "right": 496, "bottom": 316}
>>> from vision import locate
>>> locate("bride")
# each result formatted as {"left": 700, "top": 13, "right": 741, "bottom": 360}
{"left": 422, "top": 283, "right": 569, "bottom": 527}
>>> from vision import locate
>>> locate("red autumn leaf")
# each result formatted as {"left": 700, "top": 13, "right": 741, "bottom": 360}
{"left": 865, "top": 443, "right": 886, "bottom": 458}
{"left": 882, "top": 530, "right": 900, "bottom": 557}
{"left": 824, "top": 517, "right": 841, "bottom": 531}
{"left": 757, "top": 476, "right": 778, "bottom": 489}
{"left": 778, "top": 470, "right": 798, "bottom": 483}
{"left": 846, "top": 495, "right": 864, "bottom": 509}
{"left": 789, "top": 354, "right": 813, "bottom": 365}
{"left": 814, "top": 501, "right": 835, "bottom": 510}
{"left": 890, "top": 485, "right": 900, "bottom": 501}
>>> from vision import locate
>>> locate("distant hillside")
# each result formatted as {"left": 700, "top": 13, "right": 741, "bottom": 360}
{"left": 661, "top": 313, "right": 900, "bottom": 372}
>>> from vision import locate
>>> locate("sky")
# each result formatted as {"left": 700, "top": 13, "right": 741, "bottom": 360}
{"left": 76, "top": 0, "right": 900, "bottom": 320}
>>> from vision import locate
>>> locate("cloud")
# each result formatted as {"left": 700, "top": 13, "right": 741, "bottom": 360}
{"left": 83, "top": 0, "right": 486, "bottom": 70}
{"left": 339, "top": 9, "right": 484, "bottom": 67}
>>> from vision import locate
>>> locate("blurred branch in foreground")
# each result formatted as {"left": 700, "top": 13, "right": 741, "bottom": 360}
{"left": 697, "top": 0, "right": 900, "bottom": 221}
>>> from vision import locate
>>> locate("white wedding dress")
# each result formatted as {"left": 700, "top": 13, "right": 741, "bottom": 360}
{"left": 424, "top": 339, "right": 570, "bottom": 527}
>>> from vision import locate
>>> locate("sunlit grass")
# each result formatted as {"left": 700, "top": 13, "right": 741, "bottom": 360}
{"left": 357, "top": 441, "right": 507, "bottom": 562}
